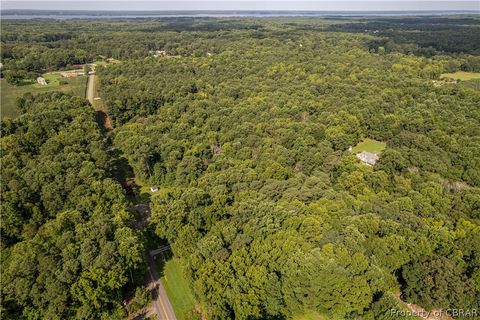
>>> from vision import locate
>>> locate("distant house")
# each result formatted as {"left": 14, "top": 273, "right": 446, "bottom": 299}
{"left": 356, "top": 151, "right": 379, "bottom": 166}
{"left": 37, "top": 77, "right": 47, "bottom": 85}
{"left": 150, "top": 186, "right": 159, "bottom": 193}
{"left": 152, "top": 50, "right": 167, "bottom": 58}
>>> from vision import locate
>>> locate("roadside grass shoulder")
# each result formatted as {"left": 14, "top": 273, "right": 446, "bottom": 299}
{"left": 160, "top": 258, "right": 197, "bottom": 320}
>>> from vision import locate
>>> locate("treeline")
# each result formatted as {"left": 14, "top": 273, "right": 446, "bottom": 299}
{"left": 98, "top": 23, "right": 480, "bottom": 319}
{"left": 327, "top": 16, "right": 480, "bottom": 58}
{"left": 2, "top": 16, "right": 480, "bottom": 84}
{"left": 0, "top": 93, "right": 144, "bottom": 319}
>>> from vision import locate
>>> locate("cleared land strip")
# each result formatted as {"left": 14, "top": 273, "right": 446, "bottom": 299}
{"left": 87, "top": 73, "right": 95, "bottom": 104}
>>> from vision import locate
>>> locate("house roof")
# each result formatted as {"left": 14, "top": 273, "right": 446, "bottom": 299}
{"left": 356, "top": 151, "right": 379, "bottom": 165}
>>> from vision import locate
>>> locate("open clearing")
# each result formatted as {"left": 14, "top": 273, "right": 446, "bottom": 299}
{"left": 160, "top": 258, "right": 197, "bottom": 320}
{"left": 352, "top": 138, "right": 386, "bottom": 154}
{"left": 34, "top": 73, "right": 62, "bottom": 88}
{"left": 440, "top": 71, "right": 480, "bottom": 81}
{"left": 91, "top": 58, "right": 121, "bottom": 70}
{"left": 1, "top": 74, "right": 87, "bottom": 118}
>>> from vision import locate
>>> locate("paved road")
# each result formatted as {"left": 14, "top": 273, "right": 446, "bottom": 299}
{"left": 129, "top": 204, "right": 176, "bottom": 319}
{"left": 87, "top": 73, "right": 95, "bottom": 104}
{"left": 147, "top": 255, "right": 177, "bottom": 320}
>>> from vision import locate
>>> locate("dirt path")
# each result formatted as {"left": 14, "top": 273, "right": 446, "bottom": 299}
{"left": 87, "top": 73, "right": 95, "bottom": 104}
{"left": 87, "top": 72, "right": 113, "bottom": 130}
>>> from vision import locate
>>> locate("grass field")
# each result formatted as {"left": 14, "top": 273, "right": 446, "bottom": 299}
{"left": 34, "top": 73, "right": 62, "bottom": 88}
{"left": 351, "top": 138, "right": 386, "bottom": 154}
{"left": 160, "top": 258, "right": 197, "bottom": 320}
{"left": 92, "top": 60, "right": 109, "bottom": 67}
{"left": 440, "top": 71, "right": 480, "bottom": 81}
{"left": 91, "top": 58, "right": 121, "bottom": 71}
{"left": 1, "top": 74, "right": 87, "bottom": 118}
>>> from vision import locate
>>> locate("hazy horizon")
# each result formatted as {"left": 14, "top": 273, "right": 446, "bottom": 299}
{"left": 3, "top": 1, "right": 479, "bottom": 12}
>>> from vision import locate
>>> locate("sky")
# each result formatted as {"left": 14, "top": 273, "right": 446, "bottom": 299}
{"left": 2, "top": 0, "right": 479, "bottom": 11}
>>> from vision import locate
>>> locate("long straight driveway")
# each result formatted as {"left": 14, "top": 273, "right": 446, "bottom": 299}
{"left": 87, "top": 73, "right": 95, "bottom": 104}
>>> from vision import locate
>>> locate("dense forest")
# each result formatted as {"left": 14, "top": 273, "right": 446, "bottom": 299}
{"left": 1, "top": 93, "right": 144, "bottom": 319}
{"left": 2, "top": 16, "right": 480, "bottom": 83}
{"left": 1, "top": 16, "right": 480, "bottom": 320}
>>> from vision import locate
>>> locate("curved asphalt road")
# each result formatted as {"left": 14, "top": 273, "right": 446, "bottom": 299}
{"left": 147, "top": 255, "right": 177, "bottom": 320}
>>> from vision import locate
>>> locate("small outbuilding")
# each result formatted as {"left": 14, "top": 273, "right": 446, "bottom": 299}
{"left": 37, "top": 77, "right": 47, "bottom": 85}
{"left": 356, "top": 151, "right": 379, "bottom": 166}
{"left": 150, "top": 186, "right": 159, "bottom": 193}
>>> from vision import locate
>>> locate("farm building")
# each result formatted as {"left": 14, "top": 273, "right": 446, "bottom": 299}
{"left": 37, "top": 77, "right": 47, "bottom": 85}
{"left": 356, "top": 151, "right": 379, "bottom": 166}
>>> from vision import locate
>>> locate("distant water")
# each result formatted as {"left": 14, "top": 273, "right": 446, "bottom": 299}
{"left": 2, "top": 10, "right": 479, "bottom": 20}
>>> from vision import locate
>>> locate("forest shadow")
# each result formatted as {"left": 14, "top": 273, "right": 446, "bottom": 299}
{"left": 131, "top": 310, "right": 148, "bottom": 320}
{"left": 111, "top": 156, "right": 134, "bottom": 183}
{"left": 132, "top": 191, "right": 152, "bottom": 205}
{"left": 110, "top": 155, "right": 148, "bottom": 202}
{"left": 95, "top": 110, "right": 111, "bottom": 132}
{"left": 153, "top": 249, "right": 173, "bottom": 278}
{"left": 110, "top": 155, "right": 153, "bottom": 203}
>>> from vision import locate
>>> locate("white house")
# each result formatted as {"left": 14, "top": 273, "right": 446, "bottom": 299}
{"left": 150, "top": 186, "right": 159, "bottom": 193}
{"left": 37, "top": 77, "right": 47, "bottom": 85}
{"left": 356, "top": 151, "right": 379, "bottom": 166}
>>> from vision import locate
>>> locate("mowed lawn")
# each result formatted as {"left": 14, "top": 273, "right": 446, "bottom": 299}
{"left": 160, "top": 258, "right": 197, "bottom": 320}
{"left": 352, "top": 138, "right": 386, "bottom": 154}
{"left": 440, "top": 71, "right": 480, "bottom": 81}
{"left": 1, "top": 74, "right": 87, "bottom": 118}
